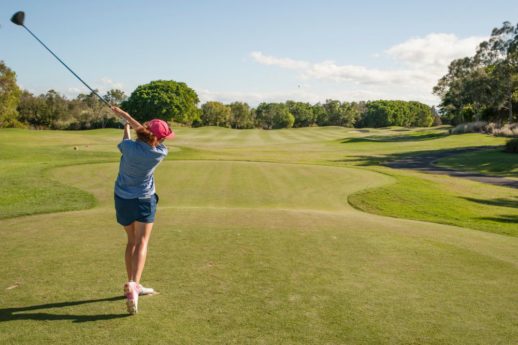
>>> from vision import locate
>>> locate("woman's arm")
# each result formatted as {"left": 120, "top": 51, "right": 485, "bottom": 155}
{"left": 111, "top": 106, "right": 143, "bottom": 130}
{"left": 123, "top": 123, "right": 131, "bottom": 140}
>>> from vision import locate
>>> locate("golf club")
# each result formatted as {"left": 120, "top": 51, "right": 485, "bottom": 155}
{"left": 11, "top": 11, "right": 111, "bottom": 107}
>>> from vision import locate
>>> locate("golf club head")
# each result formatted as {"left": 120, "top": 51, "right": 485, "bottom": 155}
{"left": 11, "top": 11, "right": 25, "bottom": 26}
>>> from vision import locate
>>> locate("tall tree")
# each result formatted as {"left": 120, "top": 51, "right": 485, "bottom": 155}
{"left": 286, "top": 101, "right": 315, "bottom": 127}
{"left": 200, "top": 101, "right": 231, "bottom": 127}
{"left": 433, "top": 57, "right": 475, "bottom": 124}
{"left": 434, "top": 22, "right": 518, "bottom": 124}
{"left": 77, "top": 91, "right": 113, "bottom": 128}
{"left": 42, "top": 90, "right": 68, "bottom": 128}
{"left": 229, "top": 102, "right": 254, "bottom": 129}
{"left": 17, "top": 90, "right": 47, "bottom": 127}
{"left": 255, "top": 103, "right": 294, "bottom": 129}
{"left": 474, "top": 21, "right": 518, "bottom": 122}
{"left": 122, "top": 80, "right": 199, "bottom": 124}
{"left": 408, "top": 101, "right": 434, "bottom": 127}
{"left": 0, "top": 61, "right": 22, "bottom": 128}
{"left": 104, "top": 89, "right": 127, "bottom": 106}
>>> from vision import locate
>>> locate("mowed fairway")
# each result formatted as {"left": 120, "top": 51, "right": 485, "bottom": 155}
{"left": 1, "top": 127, "right": 517, "bottom": 344}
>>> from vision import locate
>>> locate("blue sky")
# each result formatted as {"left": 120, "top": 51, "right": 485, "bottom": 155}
{"left": 2, "top": 0, "right": 517, "bottom": 106}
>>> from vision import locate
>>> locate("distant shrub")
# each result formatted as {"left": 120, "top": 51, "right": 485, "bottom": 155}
{"left": 491, "top": 123, "right": 518, "bottom": 137}
{"left": 450, "top": 121, "right": 488, "bottom": 134}
{"left": 450, "top": 121, "right": 518, "bottom": 137}
{"left": 484, "top": 122, "right": 497, "bottom": 134}
{"left": 504, "top": 138, "right": 518, "bottom": 153}
{"left": 432, "top": 114, "right": 442, "bottom": 126}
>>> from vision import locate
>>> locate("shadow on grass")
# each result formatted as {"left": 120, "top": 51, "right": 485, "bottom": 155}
{"left": 463, "top": 197, "right": 518, "bottom": 208}
{"left": 335, "top": 146, "right": 518, "bottom": 189}
{"left": 336, "top": 146, "right": 499, "bottom": 168}
{"left": 0, "top": 296, "right": 130, "bottom": 323}
{"left": 479, "top": 215, "right": 518, "bottom": 223}
{"left": 349, "top": 129, "right": 370, "bottom": 133}
{"left": 341, "top": 132, "right": 448, "bottom": 143}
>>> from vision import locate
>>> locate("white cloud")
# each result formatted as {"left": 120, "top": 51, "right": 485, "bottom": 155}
{"left": 250, "top": 51, "right": 310, "bottom": 70}
{"left": 97, "top": 77, "right": 125, "bottom": 93}
{"left": 304, "top": 61, "right": 431, "bottom": 85}
{"left": 385, "top": 33, "right": 485, "bottom": 72}
{"left": 249, "top": 33, "right": 486, "bottom": 104}
{"left": 64, "top": 77, "right": 126, "bottom": 98}
{"left": 63, "top": 87, "right": 82, "bottom": 99}
{"left": 196, "top": 87, "right": 388, "bottom": 107}
{"left": 197, "top": 88, "right": 309, "bottom": 105}
{"left": 249, "top": 51, "right": 432, "bottom": 86}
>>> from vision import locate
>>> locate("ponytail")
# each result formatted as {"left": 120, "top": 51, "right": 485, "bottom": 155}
{"left": 136, "top": 124, "right": 160, "bottom": 147}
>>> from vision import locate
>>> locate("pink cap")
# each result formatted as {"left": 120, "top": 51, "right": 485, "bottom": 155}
{"left": 146, "top": 119, "right": 175, "bottom": 140}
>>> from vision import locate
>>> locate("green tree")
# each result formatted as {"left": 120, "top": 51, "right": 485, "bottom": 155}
{"left": 360, "top": 100, "right": 433, "bottom": 128}
{"left": 312, "top": 103, "right": 327, "bottom": 126}
{"left": 42, "top": 90, "right": 68, "bottom": 129}
{"left": 408, "top": 101, "right": 434, "bottom": 127}
{"left": 286, "top": 101, "right": 315, "bottom": 127}
{"left": 361, "top": 101, "right": 391, "bottom": 127}
{"left": 433, "top": 57, "right": 476, "bottom": 124}
{"left": 351, "top": 101, "right": 367, "bottom": 127}
{"left": 229, "top": 102, "right": 254, "bottom": 129}
{"left": 255, "top": 103, "right": 294, "bottom": 129}
{"left": 339, "top": 102, "right": 360, "bottom": 127}
{"left": 431, "top": 106, "right": 442, "bottom": 126}
{"left": 200, "top": 101, "right": 231, "bottom": 127}
{"left": 476, "top": 22, "right": 518, "bottom": 122}
{"left": 434, "top": 22, "right": 518, "bottom": 124}
{"left": 323, "top": 100, "right": 355, "bottom": 127}
{"left": 17, "top": 90, "right": 47, "bottom": 127}
{"left": 122, "top": 80, "right": 199, "bottom": 124}
{"left": 104, "top": 89, "right": 127, "bottom": 106}
{"left": 0, "top": 61, "right": 22, "bottom": 128}
{"left": 272, "top": 107, "right": 295, "bottom": 129}
{"left": 313, "top": 100, "right": 357, "bottom": 127}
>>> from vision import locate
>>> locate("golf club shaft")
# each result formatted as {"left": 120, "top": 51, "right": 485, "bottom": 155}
{"left": 21, "top": 24, "right": 111, "bottom": 107}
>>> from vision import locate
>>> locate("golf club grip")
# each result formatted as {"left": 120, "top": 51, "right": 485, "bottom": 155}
{"left": 22, "top": 25, "right": 111, "bottom": 107}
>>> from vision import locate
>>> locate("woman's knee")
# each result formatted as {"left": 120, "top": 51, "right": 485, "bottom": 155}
{"left": 135, "top": 237, "right": 149, "bottom": 248}
{"left": 134, "top": 222, "right": 153, "bottom": 244}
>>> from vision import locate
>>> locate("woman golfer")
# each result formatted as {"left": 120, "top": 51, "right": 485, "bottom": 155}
{"left": 111, "top": 106, "right": 174, "bottom": 314}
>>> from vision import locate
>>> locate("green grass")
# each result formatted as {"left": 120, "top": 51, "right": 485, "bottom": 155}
{"left": 435, "top": 148, "right": 518, "bottom": 178}
{"left": 349, "top": 169, "right": 518, "bottom": 236}
{"left": 1, "top": 127, "right": 517, "bottom": 344}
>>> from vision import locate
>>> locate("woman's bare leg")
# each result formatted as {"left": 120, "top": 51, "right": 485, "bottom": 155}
{"left": 124, "top": 223, "right": 136, "bottom": 281}
{"left": 130, "top": 221, "right": 154, "bottom": 284}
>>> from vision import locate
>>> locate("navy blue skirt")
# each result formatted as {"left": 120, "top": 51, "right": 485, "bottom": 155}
{"left": 114, "top": 193, "right": 159, "bottom": 226}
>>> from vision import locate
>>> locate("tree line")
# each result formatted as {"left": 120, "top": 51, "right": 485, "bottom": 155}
{"left": 197, "top": 99, "right": 436, "bottom": 129}
{"left": 17, "top": 88, "right": 127, "bottom": 129}
{"left": 1, "top": 63, "right": 437, "bottom": 130}
{"left": 434, "top": 21, "right": 518, "bottom": 125}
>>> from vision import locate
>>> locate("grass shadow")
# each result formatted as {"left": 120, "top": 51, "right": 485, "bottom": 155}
{"left": 341, "top": 132, "right": 448, "bottom": 143}
{"left": 348, "top": 129, "right": 370, "bottom": 133}
{"left": 0, "top": 296, "right": 130, "bottom": 323}
{"left": 335, "top": 146, "right": 499, "bottom": 168}
{"left": 462, "top": 197, "right": 518, "bottom": 208}
{"left": 334, "top": 146, "right": 518, "bottom": 188}
{"left": 479, "top": 215, "right": 518, "bottom": 223}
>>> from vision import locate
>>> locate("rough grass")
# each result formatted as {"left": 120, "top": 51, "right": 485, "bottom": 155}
{"left": 1, "top": 127, "right": 517, "bottom": 344}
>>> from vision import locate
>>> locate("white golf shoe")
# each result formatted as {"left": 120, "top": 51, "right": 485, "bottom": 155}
{"left": 124, "top": 281, "right": 139, "bottom": 315}
{"left": 138, "top": 284, "right": 155, "bottom": 296}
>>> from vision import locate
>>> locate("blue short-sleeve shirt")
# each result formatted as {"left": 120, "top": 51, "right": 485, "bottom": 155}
{"left": 114, "top": 139, "right": 168, "bottom": 199}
